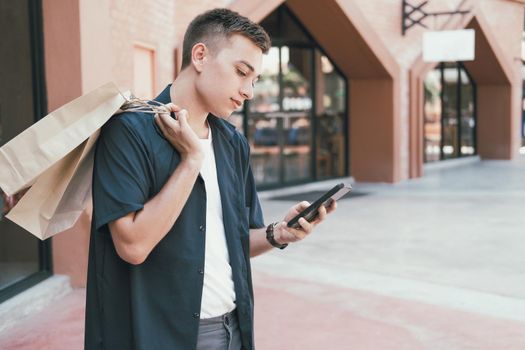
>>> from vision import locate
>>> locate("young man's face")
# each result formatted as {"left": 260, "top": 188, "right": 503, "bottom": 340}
{"left": 195, "top": 33, "right": 263, "bottom": 118}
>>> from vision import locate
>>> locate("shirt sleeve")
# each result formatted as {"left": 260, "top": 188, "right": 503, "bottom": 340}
{"left": 92, "top": 116, "right": 151, "bottom": 231}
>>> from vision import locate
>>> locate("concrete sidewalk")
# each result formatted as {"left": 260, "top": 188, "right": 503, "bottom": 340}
{"left": 1, "top": 157, "right": 525, "bottom": 349}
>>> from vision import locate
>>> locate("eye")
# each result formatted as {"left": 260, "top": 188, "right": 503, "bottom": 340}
{"left": 236, "top": 68, "right": 247, "bottom": 77}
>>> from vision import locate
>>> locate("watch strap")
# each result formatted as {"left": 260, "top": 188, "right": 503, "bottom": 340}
{"left": 266, "top": 222, "right": 288, "bottom": 250}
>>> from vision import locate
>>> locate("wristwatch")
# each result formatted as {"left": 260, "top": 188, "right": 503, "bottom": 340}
{"left": 265, "top": 222, "right": 288, "bottom": 250}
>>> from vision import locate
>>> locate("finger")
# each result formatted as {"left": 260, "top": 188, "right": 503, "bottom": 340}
{"left": 156, "top": 114, "right": 175, "bottom": 138}
{"left": 159, "top": 111, "right": 180, "bottom": 130}
{"left": 155, "top": 114, "right": 168, "bottom": 136}
{"left": 159, "top": 103, "right": 182, "bottom": 113}
{"left": 177, "top": 109, "right": 190, "bottom": 127}
{"left": 293, "top": 201, "right": 310, "bottom": 212}
{"left": 298, "top": 217, "right": 313, "bottom": 233}
{"left": 164, "top": 103, "right": 182, "bottom": 120}
{"left": 317, "top": 205, "right": 328, "bottom": 222}
{"left": 326, "top": 200, "right": 337, "bottom": 214}
{"left": 166, "top": 103, "right": 182, "bottom": 112}
{"left": 310, "top": 205, "right": 328, "bottom": 226}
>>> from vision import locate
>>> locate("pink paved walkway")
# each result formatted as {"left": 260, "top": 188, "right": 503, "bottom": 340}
{"left": 1, "top": 271, "right": 524, "bottom": 349}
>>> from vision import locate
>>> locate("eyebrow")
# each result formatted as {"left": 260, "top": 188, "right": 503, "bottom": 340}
{"left": 237, "top": 60, "right": 261, "bottom": 79}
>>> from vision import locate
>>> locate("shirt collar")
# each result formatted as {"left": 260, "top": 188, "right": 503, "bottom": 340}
{"left": 154, "top": 84, "right": 236, "bottom": 142}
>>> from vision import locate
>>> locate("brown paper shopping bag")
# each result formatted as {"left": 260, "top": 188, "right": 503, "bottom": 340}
{"left": 0, "top": 82, "right": 127, "bottom": 196}
{"left": 6, "top": 132, "right": 99, "bottom": 239}
{"left": 0, "top": 82, "right": 131, "bottom": 239}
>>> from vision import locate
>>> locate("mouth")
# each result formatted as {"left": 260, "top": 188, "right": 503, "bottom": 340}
{"left": 231, "top": 98, "right": 242, "bottom": 109}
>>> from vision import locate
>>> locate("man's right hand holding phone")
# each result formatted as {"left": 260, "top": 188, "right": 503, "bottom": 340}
{"left": 273, "top": 200, "right": 337, "bottom": 245}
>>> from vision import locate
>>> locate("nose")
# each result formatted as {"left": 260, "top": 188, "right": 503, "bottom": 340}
{"left": 239, "top": 81, "right": 254, "bottom": 100}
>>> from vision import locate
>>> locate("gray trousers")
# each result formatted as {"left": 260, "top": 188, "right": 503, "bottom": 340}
{"left": 196, "top": 310, "right": 242, "bottom": 350}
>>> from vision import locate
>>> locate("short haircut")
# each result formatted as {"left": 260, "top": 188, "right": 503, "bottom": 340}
{"left": 181, "top": 8, "right": 271, "bottom": 69}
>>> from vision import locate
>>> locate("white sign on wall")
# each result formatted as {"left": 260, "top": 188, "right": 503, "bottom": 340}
{"left": 423, "top": 29, "right": 475, "bottom": 62}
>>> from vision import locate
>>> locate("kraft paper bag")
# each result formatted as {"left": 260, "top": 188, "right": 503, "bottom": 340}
{"left": 6, "top": 132, "right": 99, "bottom": 239}
{"left": 0, "top": 82, "right": 132, "bottom": 239}
{"left": 0, "top": 82, "right": 127, "bottom": 196}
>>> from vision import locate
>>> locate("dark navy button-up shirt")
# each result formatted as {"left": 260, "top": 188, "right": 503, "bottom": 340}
{"left": 85, "top": 85, "right": 265, "bottom": 350}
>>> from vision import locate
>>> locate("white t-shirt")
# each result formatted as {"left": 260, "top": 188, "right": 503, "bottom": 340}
{"left": 198, "top": 127, "right": 237, "bottom": 319}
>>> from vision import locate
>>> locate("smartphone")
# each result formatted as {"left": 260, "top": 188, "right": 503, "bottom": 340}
{"left": 286, "top": 183, "right": 352, "bottom": 229}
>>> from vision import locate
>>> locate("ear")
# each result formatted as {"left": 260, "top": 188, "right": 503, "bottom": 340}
{"left": 191, "top": 43, "right": 208, "bottom": 73}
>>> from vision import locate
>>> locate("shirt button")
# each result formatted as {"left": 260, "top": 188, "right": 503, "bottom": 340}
{"left": 199, "top": 225, "right": 205, "bottom": 232}
{"left": 193, "top": 312, "right": 200, "bottom": 318}
{"left": 198, "top": 269, "right": 204, "bottom": 275}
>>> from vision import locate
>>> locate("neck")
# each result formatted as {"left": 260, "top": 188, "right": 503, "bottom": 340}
{"left": 169, "top": 70, "right": 209, "bottom": 138}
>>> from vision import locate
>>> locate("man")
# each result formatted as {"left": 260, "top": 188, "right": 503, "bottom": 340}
{"left": 85, "top": 8, "right": 336, "bottom": 350}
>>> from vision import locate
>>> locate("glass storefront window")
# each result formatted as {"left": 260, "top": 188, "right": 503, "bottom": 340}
{"left": 281, "top": 47, "right": 312, "bottom": 182}
{"left": 250, "top": 47, "right": 280, "bottom": 114}
{"left": 1, "top": 0, "right": 51, "bottom": 301}
{"left": 281, "top": 46, "right": 312, "bottom": 112}
{"left": 442, "top": 63, "right": 459, "bottom": 159}
{"left": 283, "top": 114, "right": 311, "bottom": 182}
{"left": 315, "top": 50, "right": 346, "bottom": 179}
{"left": 248, "top": 115, "right": 280, "bottom": 185}
{"left": 248, "top": 4, "right": 348, "bottom": 188}
{"left": 423, "top": 62, "right": 476, "bottom": 163}
{"left": 459, "top": 68, "right": 475, "bottom": 156}
{"left": 424, "top": 69, "right": 442, "bottom": 162}
{"left": 1, "top": 191, "right": 40, "bottom": 291}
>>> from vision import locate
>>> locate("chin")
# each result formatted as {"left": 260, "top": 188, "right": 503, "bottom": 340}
{"left": 209, "top": 108, "right": 232, "bottom": 119}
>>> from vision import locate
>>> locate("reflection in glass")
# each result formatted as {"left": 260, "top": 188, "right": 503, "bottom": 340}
{"left": 283, "top": 114, "right": 311, "bottom": 182}
{"left": 281, "top": 46, "right": 312, "bottom": 112}
{"left": 442, "top": 64, "right": 458, "bottom": 159}
{"left": 281, "top": 47, "right": 312, "bottom": 182}
{"left": 424, "top": 69, "right": 442, "bottom": 162}
{"left": 315, "top": 50, "right": 346, "bottom": 179}
{"left": 0, "top": 0, "right": 46, "bottom": 295}
{"left": 459, "top": 68, "right": 475, "bottom": 155}
{"left": 1, "top": 188, "right": 39, "bottom": 290}
{"left": 250, "top": 47, "right": 280, "bottom": 114}
{"left": 248, "top": 115, "right": 280, "bottom": 185}
{"left": 0, "top": 75, "right": 40, "bottom": 291}
{"left": 423, "top": 63, "right": 476, "bottom": 163}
